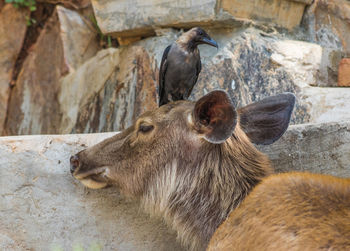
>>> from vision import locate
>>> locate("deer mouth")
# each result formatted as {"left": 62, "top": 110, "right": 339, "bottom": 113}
{"left": 73, "top": 166, "right": 109, "bottom": 189}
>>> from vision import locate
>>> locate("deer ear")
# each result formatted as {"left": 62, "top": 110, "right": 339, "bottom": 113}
{"left": 193, "top": 90, "right": 237, "bottom": 144}
{"left": 238, "top": 93, "right": 295, "bottom": 145}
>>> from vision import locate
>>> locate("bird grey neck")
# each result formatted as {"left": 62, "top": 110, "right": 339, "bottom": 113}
{"left": 176, "top": 39, "right": 198, "bottom": 53}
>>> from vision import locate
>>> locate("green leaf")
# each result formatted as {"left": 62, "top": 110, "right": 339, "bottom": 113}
{"left": 29, "top": 5, "right": 36, "bottom": 11}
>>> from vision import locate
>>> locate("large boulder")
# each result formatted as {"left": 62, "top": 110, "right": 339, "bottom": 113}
{"left": 303, "top": 0, "right": 350, "bottom": 55}
{"left": 4, "top": 9, "right": 64, "bottom": 136}
{"left": 91, "top": 0, "right": 312, "bottom": 40}
{"left": 0, "top": 121, "right": 349, "bottom": 249}
{"left": 4, "top": 6, "right": 100, "bottom": 136}
{"left": 302, "top": 0, "right": 350, "bottom": 87}
{"left": 0, "top": 133, "right": 183, "bottom": 251}
{"left": 0, "top": 4, "right": 28, "bottom": 135}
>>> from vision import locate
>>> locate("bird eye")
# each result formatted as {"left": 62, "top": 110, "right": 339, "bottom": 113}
{"left": 139, "top": 124, "right": 154, "bottom": 133}
{"left": 198, "top": 30, "right": 203, "bottom": 36}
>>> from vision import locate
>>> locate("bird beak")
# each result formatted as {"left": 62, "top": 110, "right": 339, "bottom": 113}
{"left": 200, "top": 37, "right": 218, "bottom": 48}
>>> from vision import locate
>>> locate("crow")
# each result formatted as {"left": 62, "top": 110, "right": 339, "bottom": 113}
{"left": 158, "top": 27, "right": 218, "bottom": 106}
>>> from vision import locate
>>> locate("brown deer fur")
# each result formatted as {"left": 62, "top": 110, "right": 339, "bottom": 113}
{"left": 208, "top": 172, "right": 350, "bottom": 250}
{"left": 70, "top": 91, "right": 349, "bottom": 250}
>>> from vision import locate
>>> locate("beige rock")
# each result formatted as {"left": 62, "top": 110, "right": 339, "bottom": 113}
{"left": 59, "top": 48, "right": 120, "bottom": 134}
{"left": 36, "top": 0, "right": 91, "bottom": 9}
{"left": 0, "top": 4, "right": 28, "bottom": 135}
{"left": 270, "top": 40, "right": 322, "bottom": 87}
{"left": 91, "top": 0, "right": 312, "bottom": 38}
{"left": 220, "top": 0, "right": 312, "bottom": 30}
{"left": 0, "top": 133, "right": 183, "bottom": 251}
{"left": 57, "top": 5, "right": 100, "bottom": 72}
{"left": 269, "top": 39, "right": 350, "bottom": 123}
{"left": 4, "top": 6, "right": 101, "bottom": 136}
{"left": 338, "top": 58, "right": 350, "bottom": 87}
{"left": 4, "top": 10, "right": 65, "bottom": 136}
{"left": 303, "top": 0, "right": 350, "bottom": 54}
{"left": 60, "top": 46, "right": 158, "bottom": 133}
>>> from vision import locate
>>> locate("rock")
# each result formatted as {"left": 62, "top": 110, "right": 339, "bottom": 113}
{"left": 338, "top": 58, "right": 350, "bottom": 87}
{"left": 57, "top": 5, "right": 100, "bottom": 72}
{"left": 0, "top": 121, "right": 349, "bottom": 249}
{"left": 59, "top": 48, "right": 120, "bottom": 134}
{"left": 303, "top": 0, "right": 350, "bottom": 54}
{"left": 47, "top": 28, "right": 350, "bottom": 133}
{"left": 220, "top": 0, "right": 313, "bottom": 30}
{"left": 0, "top": 4, "right": 28, "bottom": 135}
{"left": 317, "top": 48, "right": 342, "bottom": 87}
{"left": 91, "top": 0, "right": 312, "bottom": 39}
{"left": 36, "top": 0, "right": 91, "bottom": 9}
{"left": 264, "top": 37, "right": 350, "bottom": 123}
{"left": 0, "top": 133, "right": 183, "bottom": 251}
{"left": 4, "top": 6, "right": 101, "bottom": 136}
{"left": 300, "top": 86, "right": 350, "bottom": 124}
{"left": 259, "top": 121, "right": 350, "bottom": 177}
{"left": 59, "top": 46, "right": 158, "bottom": 133}
{"left": 4, "top": 10, "right": 65, "bottom": 136}
{"left": 270, "top": 40, "right": 322, "bottom": 87}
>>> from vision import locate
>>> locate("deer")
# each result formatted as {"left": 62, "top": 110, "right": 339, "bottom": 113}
{"left": 70, "top": 90, "right": 350, "bottom": 250}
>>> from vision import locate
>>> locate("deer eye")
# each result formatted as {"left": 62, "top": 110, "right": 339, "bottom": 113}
{"left": 138, "top": 124, "right": 154, "bottom": 133}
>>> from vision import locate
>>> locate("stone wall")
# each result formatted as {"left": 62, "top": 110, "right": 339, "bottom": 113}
{"left": 1, "top": 0, "right": 350, "bottom": 135}
{"left": 1, "top": 121, "right": 349, "bottom": 250}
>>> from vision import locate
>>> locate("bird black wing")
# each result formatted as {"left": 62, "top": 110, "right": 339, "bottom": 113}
{"left": 158, "top": 45, "right": 171, "bottom": 106}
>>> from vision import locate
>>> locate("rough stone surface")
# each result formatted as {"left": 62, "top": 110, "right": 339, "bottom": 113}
{"left": 91, "top": 0, "right": 312, "bottom": 38}
{"left": 0, "top": 4, "right": 28, "bottom": 135}
{"left": 59, "top": 46, "right": 158, "bottom": 134}
{"left": 1, "top": 121, "right": 349, "bottom": 250}
{"left": 4, "top": 6, "right": 101, "bottom": 136}
{"left": 5, "top": 26, "right": 350, "bottom": 135}
{"left": 317, "top": 48, "right": 342, "bottom": 87}
{"left": 220, "top": 0, "right": 312, "bottom": 30}
{"left": 259, "top": 121, "right": 350, "bottom": 177}
{"left": 4, "top": 9, "right": 65, "bottom": 136}
{"left": 338, "top": 58, "right": 350, "bottom": 87}
{"left": 59, "top": 48, "right": 120, "bottom": 134}
{"left": 57, "top": 5, "right": 100, "bottom": 72}
{"left": 303, "top": 0, "right": 350, "bottom": 54}
{"left": 266, "top": 38, "right": 350, "bottom": 123}
{"left": 36, "top": 0, "right": 91, "bottom": 9}
{"left": 0, "top": 133, "right": 183, "bottom": 251}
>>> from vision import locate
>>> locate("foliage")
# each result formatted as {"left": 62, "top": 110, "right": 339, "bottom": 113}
{"left": 90, "top": 14, "right": 116, "bottom": 48}
{"left": 5, "top": 0, "right": 37, "bottom": 26}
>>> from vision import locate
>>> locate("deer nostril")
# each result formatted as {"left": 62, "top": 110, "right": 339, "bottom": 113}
{"left": 70, "top": 155, "right": 80, "bottom": 174}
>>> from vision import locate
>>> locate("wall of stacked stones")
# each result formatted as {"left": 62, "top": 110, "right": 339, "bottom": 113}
{"left": 1, "top": 0, "right": 350, "bottom": 250}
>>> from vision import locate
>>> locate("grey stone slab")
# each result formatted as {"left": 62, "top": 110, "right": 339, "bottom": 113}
{"left": 0, "top": 133, "right": 183, "bottom": 251}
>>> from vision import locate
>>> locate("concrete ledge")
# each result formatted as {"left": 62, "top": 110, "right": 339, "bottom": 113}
{"left": 0, "top": 133, "right": 183, "bottom": 251}
{"left": 1, "top": 121, "right": 349, "bottom": 250}
{"left": 259, "top": 121, "right": 350, "bottom": 177}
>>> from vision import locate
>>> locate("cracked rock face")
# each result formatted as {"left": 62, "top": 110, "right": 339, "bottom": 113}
{"left": 0, "top": 4, "right": 28, "bottom": 135}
